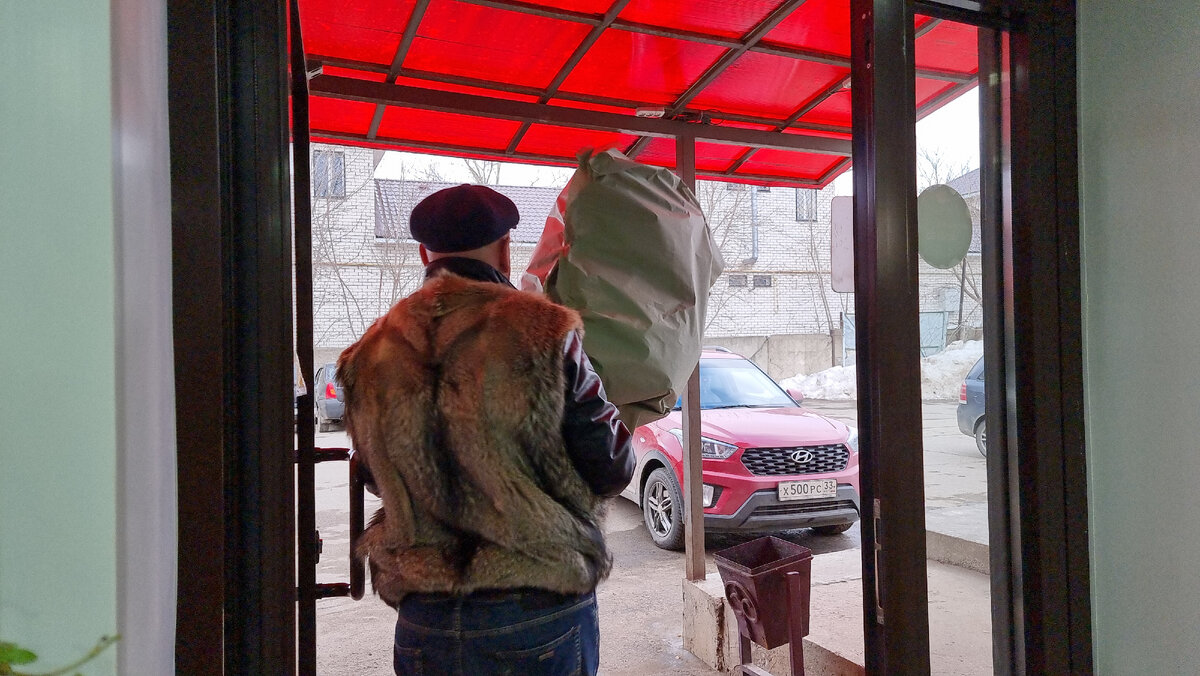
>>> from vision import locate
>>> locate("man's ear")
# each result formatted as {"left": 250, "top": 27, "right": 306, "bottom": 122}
{"left": 418, "top": 244, "right": 430, "bottom": 266}
{"left": 498, "top": 235, "right": 511, "bottom": 278}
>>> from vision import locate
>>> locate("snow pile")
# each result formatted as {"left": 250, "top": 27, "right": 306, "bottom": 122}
{"left": 781, "top": 340, "right": 983, "bottom": 401}
{"left": 780, "top": 365, "right": 858, "bottom": 400}
{"left": 918, "top": 340, "right": 984, "bottom": 399}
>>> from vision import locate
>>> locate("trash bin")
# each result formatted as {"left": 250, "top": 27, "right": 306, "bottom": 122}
{"left": 714, "top": 535, "right": 813, "bottom": 650}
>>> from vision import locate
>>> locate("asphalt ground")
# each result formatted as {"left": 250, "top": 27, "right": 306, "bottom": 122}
{"left": 308, "top": 400, "right": 988, "bottom": 675}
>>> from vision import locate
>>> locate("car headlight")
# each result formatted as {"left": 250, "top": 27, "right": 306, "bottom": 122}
{"left": 845, "top": 426, "right": 860, "bottom": 454}
{"left": 667, "top": 429, "right": 739, "bottom": 459}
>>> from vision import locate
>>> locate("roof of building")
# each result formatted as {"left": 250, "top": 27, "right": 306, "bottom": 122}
{"left": 946, "top": 168, "right": 980, "bottom": 197}
{"left": 944, "top": 168, "right": 982, "bottom": 254}
{"left": 375, "top": 179, "right": 561, "bottom": 244}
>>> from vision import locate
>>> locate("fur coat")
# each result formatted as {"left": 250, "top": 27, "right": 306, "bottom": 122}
{"left": 337, "top": 269, "right": 611, "bottom": 606}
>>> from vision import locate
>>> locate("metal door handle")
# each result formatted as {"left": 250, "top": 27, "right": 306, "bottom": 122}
{"left": 304, "top": 447, "right": 366, "bottom": 600}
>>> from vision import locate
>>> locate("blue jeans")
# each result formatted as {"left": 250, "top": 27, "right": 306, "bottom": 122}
{"left": 393, "top": 588, "right": 599, "bottom": 675}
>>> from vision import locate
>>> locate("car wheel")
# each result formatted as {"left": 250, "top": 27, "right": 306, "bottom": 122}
{"left": 642, "top": 467, "right": 685, "bottom": 551}
{"left": 812, "top": 522, "right": 854, "bottom": 536}
{"left": 974, "top": 420, "right": 987, "bottom": 458}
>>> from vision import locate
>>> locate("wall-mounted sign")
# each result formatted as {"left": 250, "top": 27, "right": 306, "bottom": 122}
{"left": 830, "top": 195, "right": 854, "bottom": 293}
{"left": 917, "top": 184, "right": 972, "bottom": 269}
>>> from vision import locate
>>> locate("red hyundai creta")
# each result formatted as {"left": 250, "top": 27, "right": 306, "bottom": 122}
{"left": 620, "top": 349, "right": 861, "bottom": 550}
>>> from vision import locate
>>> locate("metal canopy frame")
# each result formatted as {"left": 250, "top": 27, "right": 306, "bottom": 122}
{"left": 310, "top": 77, "right": 855, "bottom": 156}
{"left": 310, "top": 53, "right": 846, "bottom": 133}
{"left": 302, "top": 0, "right": 980, "bottom": 187}
{"left": 622, "top": 0, "right": 812, "bottom": 159}
{"left": 504, "top": 0, "right": 635, "bottom": 155}
{"left": 456, "top": 0, "right": 973, "bottom": 82}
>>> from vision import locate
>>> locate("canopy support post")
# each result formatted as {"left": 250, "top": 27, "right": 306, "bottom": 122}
{"left": 676, "top": 133, "right": 706, "bottom": 582}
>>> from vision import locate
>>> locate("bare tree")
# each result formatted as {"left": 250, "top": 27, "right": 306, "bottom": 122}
{"left": 918, "top": 147, "right": 973, "bottom": 191}
{"left": 950, "top": 196, "right": 984, "bottom": 340}
{"left": 790, "top": 191, "right": 853, "bottom": 364}
{"left": 311, "top": 173, "right": 375, "bottom": 344}
{"left": 416, "top": 162, "right": 446, "bottom": 183}
{"left": 695, "top": 181, "right": 850, "bottom": 344}
{"left": 462, "top": 158, "right": 501, "bottom": 185}
{"left": 803, "top": 216, "right": 837, "bottom": 334}
{"left": 310, "top": 153, "right": 434, "bottom": 349}
{"left": 693, "top": 181, "right": 753, "bottom": 335}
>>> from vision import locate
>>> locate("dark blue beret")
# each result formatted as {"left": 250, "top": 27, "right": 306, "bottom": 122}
{"left": 409, "top": 184, "right": 519, "bottom": 253}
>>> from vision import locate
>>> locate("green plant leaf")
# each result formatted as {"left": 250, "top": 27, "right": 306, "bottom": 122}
{"left": 0, "top": 642, "right": 38, "bottom": 665}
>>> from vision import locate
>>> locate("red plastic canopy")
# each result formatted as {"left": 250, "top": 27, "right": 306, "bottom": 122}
{"left": 299, "top": 0, "right": 977, "bottom": 188}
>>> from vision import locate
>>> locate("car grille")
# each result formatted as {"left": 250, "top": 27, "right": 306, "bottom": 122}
{"left": 751, "top": 499, "right": 859, "bottom": 517}
{"left": 740, "top": 444, "right": 850, "bottom": 476}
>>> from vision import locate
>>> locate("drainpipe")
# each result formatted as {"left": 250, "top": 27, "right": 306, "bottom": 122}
{"left": 743, "top": 188, "right": 759, "bottom": 265}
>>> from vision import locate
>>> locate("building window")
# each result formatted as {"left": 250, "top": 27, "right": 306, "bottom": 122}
{"left": 313, "top": 150, "right": 346, "bottom": 198}
{"left": 753, "top": 274, "right": 773, "bottom": 288}
{"left": 757, "top": 185, "right": 771, "bottom": 192}
{"left": 728, "top": 274, "right": 748, "bottom": 288}
{"left": 726, "top": 182, "right": 746, "bottom": 191}
{"left": 795, "top": 188, "right": 816, "bottom": 221}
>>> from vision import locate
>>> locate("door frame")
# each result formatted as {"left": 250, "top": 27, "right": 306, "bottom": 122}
{"left": 169, "top": 0, "right": 296, "bottom": 673}
{"left": 991, "top": 0, "right": 1092, "bottom": 671}
{"left": 168, "top": 0, "right": 1090, "bottom": 673}
{"left": 851, "top": 0, "right": 1091, "bottom": 672}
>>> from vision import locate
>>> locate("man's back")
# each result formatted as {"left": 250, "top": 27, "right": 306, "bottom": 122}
{"left": 340, "top": 270, "right": 610, "bottom": 606}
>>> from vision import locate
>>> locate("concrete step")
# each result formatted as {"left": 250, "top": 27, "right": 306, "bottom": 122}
{"left": 684, "top": 547, "right": 993, "bottom": 675}
{"left": 925, "top": 503, "right": 991, "bottom": 575}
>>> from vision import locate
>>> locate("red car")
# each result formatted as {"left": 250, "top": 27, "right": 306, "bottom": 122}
{"left": 620, "top": 349, "right": 861, "bottom": 550}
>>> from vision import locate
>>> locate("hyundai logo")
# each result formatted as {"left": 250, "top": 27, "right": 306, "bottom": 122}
{"left": 790, "top": 449, "right": 814, "bottom": 464}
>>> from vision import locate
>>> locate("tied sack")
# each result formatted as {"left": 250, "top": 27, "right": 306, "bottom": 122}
{"left": 522, "top": 148, "right": 724, "bottom": 429}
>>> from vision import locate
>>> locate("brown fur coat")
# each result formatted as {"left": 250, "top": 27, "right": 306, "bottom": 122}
{"left": 337, "top": 270, "right": 610, "bottom": 606}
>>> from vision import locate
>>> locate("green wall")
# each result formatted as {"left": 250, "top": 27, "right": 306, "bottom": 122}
{"left": 0, "top": 2, "right": 119, "bottom": 672}
{"left": 1080, "top": 0, "right": 1200, "bottom": 672}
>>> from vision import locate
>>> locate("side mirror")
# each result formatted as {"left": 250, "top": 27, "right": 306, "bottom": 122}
{"left": 786, "top": 387, "right": 805, "bottom": 405}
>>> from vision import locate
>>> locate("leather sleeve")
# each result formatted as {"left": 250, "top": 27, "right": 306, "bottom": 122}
{"left": 561, "top": 331, "right": 635, "bottom": 497}
{"left": 350, "top": 449, "right": 379, "bottom": 497}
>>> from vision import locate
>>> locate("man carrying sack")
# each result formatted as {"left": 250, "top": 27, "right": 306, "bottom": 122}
{"left": 337, "top": 184, "right": 634, "bottom": 676}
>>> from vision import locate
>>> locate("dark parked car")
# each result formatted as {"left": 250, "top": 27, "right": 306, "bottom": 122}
{"left": 957, "top": 357, "right": 986, "bottom": 457}
{"left": 314, "top": 363, "right": 344, "bottom": 432}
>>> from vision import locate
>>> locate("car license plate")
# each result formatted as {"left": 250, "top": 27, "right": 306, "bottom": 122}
{"left": 777, "top": 478, "right": 838, "bottom": 502}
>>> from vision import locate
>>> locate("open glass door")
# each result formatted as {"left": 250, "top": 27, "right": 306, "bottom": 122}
{"left": 853, "top": 1, "right": 1090, "bottom": 673}
{"left": 911, "top": 11, "right": 996, "bottom": 673}
{"left": 848, "top": 2, "right": 1002, "bottom": 672}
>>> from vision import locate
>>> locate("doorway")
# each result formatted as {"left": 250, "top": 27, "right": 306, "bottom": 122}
{"left": 169, "top": 1, "right": 1089, "bottom": 673}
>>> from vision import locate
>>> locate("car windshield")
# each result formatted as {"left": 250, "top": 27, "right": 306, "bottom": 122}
{"left": 674, "top": 358, "right": 798, "bottom": 410}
